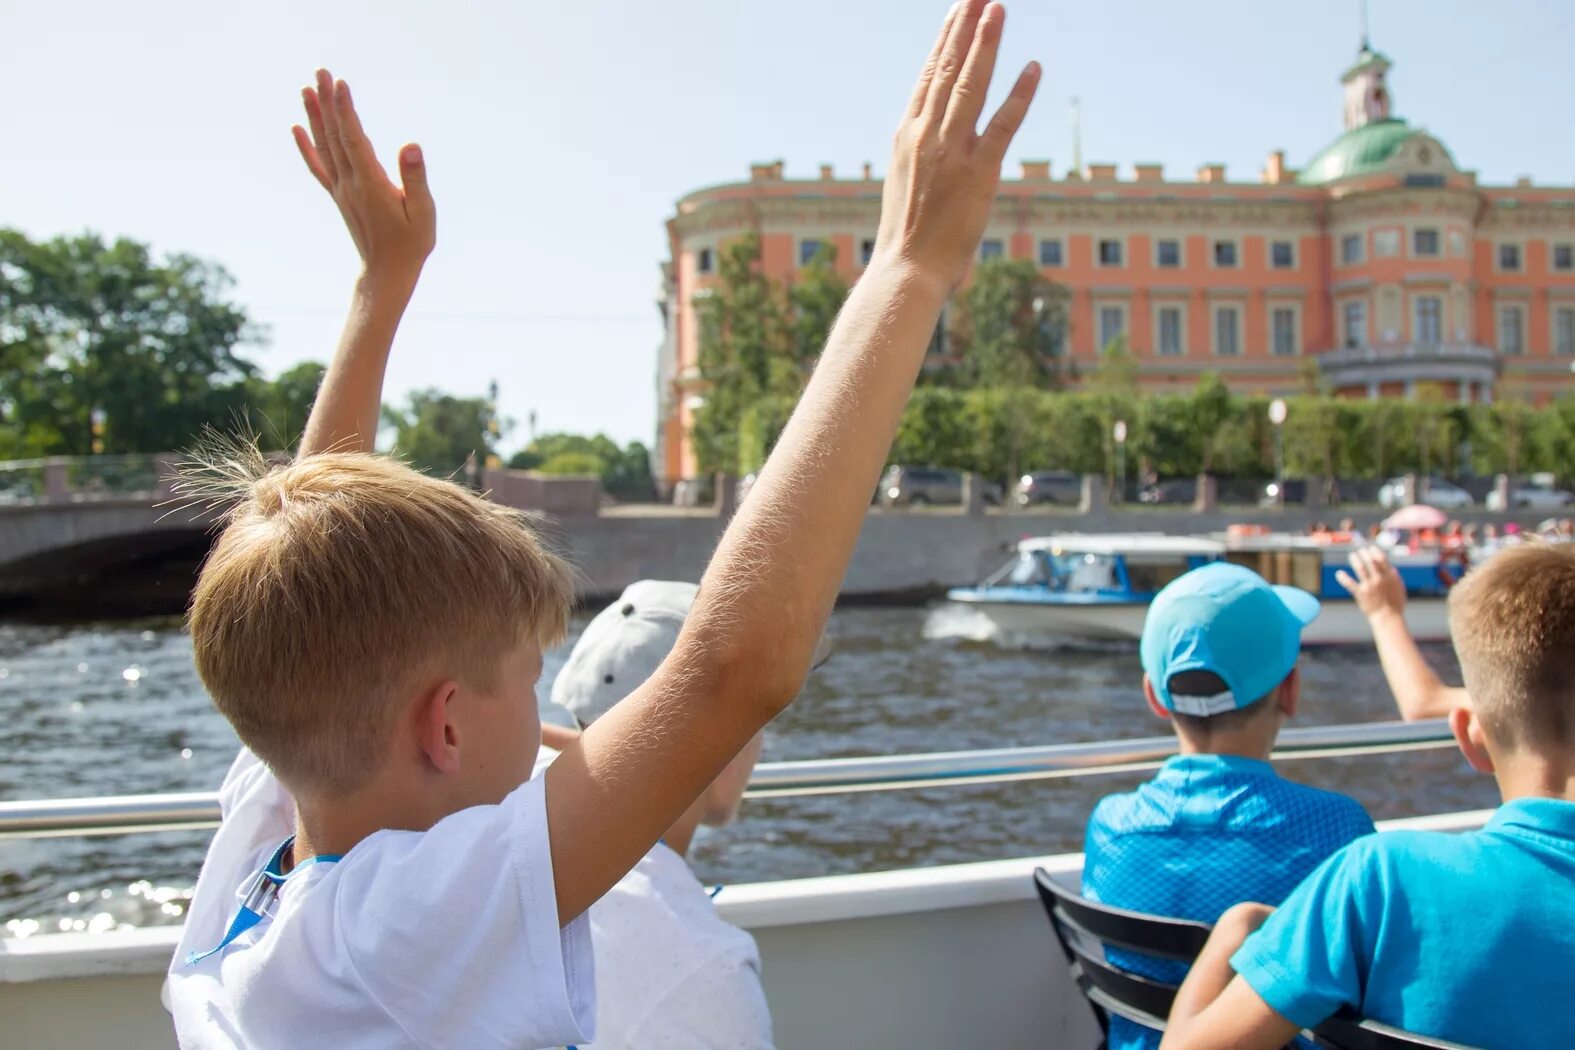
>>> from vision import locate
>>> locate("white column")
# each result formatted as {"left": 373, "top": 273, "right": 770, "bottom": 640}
{"left": 1367, "top": 380, "right": 1379, "bottom": 399}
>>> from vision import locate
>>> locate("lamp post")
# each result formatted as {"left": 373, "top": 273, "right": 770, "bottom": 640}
{"left": 1113, "top": 419, "right": 1128, "bottom": 503}
{"left": 1269, "top": 398, "right": 1288, "bottom": 506}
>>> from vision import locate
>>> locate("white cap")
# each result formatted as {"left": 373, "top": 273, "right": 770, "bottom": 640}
{"left": 550, "top": 580, "right": 832, "bottom": 726}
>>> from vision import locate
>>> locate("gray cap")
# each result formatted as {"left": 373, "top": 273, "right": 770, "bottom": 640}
{"left": 550, "top": 579, "right": 831, "bottom": 726}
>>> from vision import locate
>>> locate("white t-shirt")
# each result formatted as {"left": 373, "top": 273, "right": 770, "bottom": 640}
{"left": 536, "top": 747, "right": 774, "bottom": 1050}
{"left": 167, "top": 749, "right": 596, "bottom": 1050}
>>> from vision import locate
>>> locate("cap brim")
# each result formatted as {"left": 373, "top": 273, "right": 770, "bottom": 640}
{"left": 1272, "top": 585, "right": 1321, "bottom": 625}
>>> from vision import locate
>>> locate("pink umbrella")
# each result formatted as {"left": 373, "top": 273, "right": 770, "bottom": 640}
{"left": 1383, "top": 504, "right": 1449, "bottom": 531}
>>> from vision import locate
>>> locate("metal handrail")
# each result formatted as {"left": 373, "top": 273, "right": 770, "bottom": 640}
{"left": 0, "top": 718, "right": 1454, "bottom": 839}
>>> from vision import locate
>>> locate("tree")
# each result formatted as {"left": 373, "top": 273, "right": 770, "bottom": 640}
{"left": 690, "top": 234, "right": 792, "bottom": 476}
{"left": 508, "top": 432, "right": 654, "bottom": 501}
{"left": 240, "top": 361, "right": 326, "bottom": 452}
{"left": 950, "top": 259, "right": 1067, "bottom": 389}
{"left": 1186, "top": 374, "right": 1235, "bottom": 475}
{"left": 0, "top": 229, "right": 262, "bottom": 457}
{"left": 383, "top": 389, "right": 497, "bottom": 478}
{"left": 787, "top": 244, "right": 850, "bottom": 371}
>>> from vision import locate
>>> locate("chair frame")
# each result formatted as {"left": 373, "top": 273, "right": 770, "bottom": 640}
{"left": 1032, "top": 868, "right": 1481, "bottom": 1050}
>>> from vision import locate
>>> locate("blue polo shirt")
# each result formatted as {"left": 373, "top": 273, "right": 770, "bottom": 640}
{"left": 1233, "top": 797, "right": 1575, "bottom": 1048}
{"left": 1083, "top": 754, "right": 1375, "bottom": 1050}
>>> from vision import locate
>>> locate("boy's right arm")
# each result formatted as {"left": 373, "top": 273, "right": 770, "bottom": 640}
{"left": 1336, "top": 548, "right": 1470, "bottom": 720}
{"left": 291, "top": 70, "right": 436, "bottom": 459}
{"left": 545, "top": 0, "right": 1040, "bottom": 923}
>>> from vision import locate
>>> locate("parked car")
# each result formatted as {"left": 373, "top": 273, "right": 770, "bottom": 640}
{"left": 880, "top": 465, "right": 1001, "bottom": 507}
{"left": 1377, "top": 476, "right": 1474, "bottom": 510}
{"left": 1137, "top": 478, "right": 1196, "bottom": 505}
{"left": 1486, "top": 473, "right": 1574, "bottom": 511}
{"left": 1014, "top": 470, "right": 1082, "bottom": 507}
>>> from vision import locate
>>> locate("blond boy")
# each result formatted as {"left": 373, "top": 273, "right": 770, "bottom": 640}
{"left": 167, "top": 10, "right": 1040, "bottom": 1048}
{"left": 1162, "top": 543, "right": 1575, "bottom": 1049}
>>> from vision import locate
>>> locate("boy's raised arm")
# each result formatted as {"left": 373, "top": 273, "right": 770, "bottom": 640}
{"left": 291, "top": 70, "right": 435, "bottom": 459}
{"left": 545, "top": 0, "right": 1040, "bottom": 922}
{"left": 1337, "top": 548, "right": 1470, "bottom": 720}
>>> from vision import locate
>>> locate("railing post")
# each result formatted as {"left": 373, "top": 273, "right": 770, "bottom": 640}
{"left": 42, "top": 457, "right": 71, "bottom": 502}
{"left": 962, "top": 473, "right": 987, "bottom": 517}
{"left": 1078, "top": 474, "right": 1106, "bottom": 515}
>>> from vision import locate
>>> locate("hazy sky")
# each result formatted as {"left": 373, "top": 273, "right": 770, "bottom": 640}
{"left": 4, "top": 1, "right": 1570, "bottom": 451}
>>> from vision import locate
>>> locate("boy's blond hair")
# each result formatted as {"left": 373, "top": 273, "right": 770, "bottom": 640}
{"left": 1448, "top": 542, "right": 1575, "bottom": 751}
{"left": 185, "top": 446, "right": 574, "bottom": 796}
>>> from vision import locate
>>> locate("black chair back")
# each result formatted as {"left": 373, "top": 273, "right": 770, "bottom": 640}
{"left": 1312, "top": 1012, "right": 1481, "bottom": 1050}
{"left": 1032, "top": 867, "right": 1212, "bottom": 1036}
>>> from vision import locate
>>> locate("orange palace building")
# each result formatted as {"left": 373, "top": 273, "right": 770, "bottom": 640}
{"left": 656, "top": 40, "right": 1575, "bottom": 486}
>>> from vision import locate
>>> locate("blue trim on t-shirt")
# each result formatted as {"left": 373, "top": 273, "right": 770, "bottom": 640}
{"left": 185, "top": 836, "right": 342, "bottom": 965}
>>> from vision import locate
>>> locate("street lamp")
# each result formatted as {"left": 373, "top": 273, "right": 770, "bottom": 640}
{"left": 1113, "top": 419, "right": 1128, "bottom": 502}
{"left": 1268, "top": 398, "right": 1288, "bottom": 506}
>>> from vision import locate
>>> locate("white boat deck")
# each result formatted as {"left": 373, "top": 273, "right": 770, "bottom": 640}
{"left": 1, "top": 809, "right": 1493, "bottom": 1049}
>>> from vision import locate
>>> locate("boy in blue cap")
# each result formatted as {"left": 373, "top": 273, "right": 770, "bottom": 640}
{"left": 1082, "top": 562, "right": 1375, "bottom": 1050}
{"left": 1162, "top": 542, "right": 1575, "bottom": 1049}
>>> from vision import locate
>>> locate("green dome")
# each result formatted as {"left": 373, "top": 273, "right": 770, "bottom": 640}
{"left": 1298, "top": 119, "right": 1421, "bottom": 184}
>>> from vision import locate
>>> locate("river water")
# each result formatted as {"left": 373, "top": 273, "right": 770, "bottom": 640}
{"left": 0, "top": 606, "right": 1499, "bottom": 938}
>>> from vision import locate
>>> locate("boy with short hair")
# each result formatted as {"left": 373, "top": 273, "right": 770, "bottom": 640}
{"left": 1082, "top": 563, "right": 1375, "bottom": 1050}
{"left": 533, "top": 579, "right": 830, "bottom": 1050}
{"left": 1163, "top": 543, "right": 1575, "bottom": 1049}
{"left": 167, "top": 9, "right": 1040, "bottom": 1048}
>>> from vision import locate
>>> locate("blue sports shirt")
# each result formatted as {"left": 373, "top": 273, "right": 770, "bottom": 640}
{"left": 1083, "top": 754, "right": 1375, "bottom": 1050}
{"left": 1233, "top": 797, "right": 1575, "bottom": 1049}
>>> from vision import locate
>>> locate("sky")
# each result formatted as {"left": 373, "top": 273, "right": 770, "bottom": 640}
{"left": 3, "top": 0, "right": 1571, "bottom": 453}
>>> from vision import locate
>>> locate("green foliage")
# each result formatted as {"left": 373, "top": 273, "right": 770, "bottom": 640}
{"left": 239, "top": 361, "right": 326, "bottom": 452}
{"left": 950, "top": 259, "right": 1067, "bottom": 389}
{"left": 0, "top": 228, "right": 262, "bottom": 457}
{"left": 884, "top": 381, "right": 1575, "bottom": 489}
{"left": 508, "top": 432, "right": 653, "bottom": 500}
{"left": 382, "top": 389, "right": 496, "bottom": 478}
{"left": 535, "top": 451, "right": 605, "bottom": 476}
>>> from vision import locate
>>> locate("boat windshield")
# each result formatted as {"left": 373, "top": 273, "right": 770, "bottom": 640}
{"left": 1005, "top": 550, "right": 1119, "bottom": 592}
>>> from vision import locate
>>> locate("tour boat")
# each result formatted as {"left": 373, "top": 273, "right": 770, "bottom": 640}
{"left": 945, "top": 532, "right": 1457, "bottom": 647}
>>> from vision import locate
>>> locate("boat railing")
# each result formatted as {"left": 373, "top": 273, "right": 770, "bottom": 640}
{"left": 0, "top": 718, "right": 1454, "bottom": 839}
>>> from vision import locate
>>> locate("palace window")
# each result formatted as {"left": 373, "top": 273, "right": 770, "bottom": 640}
{"left": 1556, "top": 307, "right": 1575, "bottom": 357}
{"left": 1343, "top": 299, "right": 1367, "bottom": 348}
{"left": 1039, "top": 239, "right": 1064, "bottom": 266}
{"left": 860, "top": 238, "right": 876, "bottom": 266}
{"left": 1499, "top": 304, "right": 1525, "bottom": 355}
{"left": 1415, "top": 296, "right": 1443, "bottom": 346}
{"left": 696, "top": 248, "right": 714, "bottom": 274}
{"left": 1270, "top": 241, "right": 1295, "bottom": 269}
{"left": 1213, "top": 240, "right": 1238, "bottom": 267}
{"left": 1499, "top": 243, "right": 1522, "bottom": 272}
{"left": 1272, "top": 307, "right": 1298, "bottom": 356}
{"left": 1554, "top": 244, "right": 1574, "bottom": 272}
{"left": 799, "top": 239, "right": 825, "bottom": 266}
{"left": 1098, "top": 238, "right": 1124, "bottom": 267}
{"left": 1156, "top": 239, "right": 1181, "bottom": 268}
{"left": 1098, "top": 305, "right": 1127, "bottom": 350}
{"left": 1214, "top": 306, "right": 1241, "bottom": 356}
{"left": 1413, "top": 228, "right": 1440, "bottom": 257}
{"left": 1341, "top": 233, "right": 1363, "bottom": 265}
{"left": 1157, "top": 306, "right": 1183, "bottom": 356}
{"left": 980, "top": 239, "right": 1005, "bottom": 261}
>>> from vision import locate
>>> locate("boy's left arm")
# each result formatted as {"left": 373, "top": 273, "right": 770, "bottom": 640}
{"left": 1160, "top": 903, "right": 1302, "bottom": 1050}
{"left": 291, "top": 69, "right": 436, "bottom": 459}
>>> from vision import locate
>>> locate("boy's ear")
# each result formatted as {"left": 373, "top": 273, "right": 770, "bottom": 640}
{"left": 1142, "top": 674, "right": 1173, "bottom": 721}
{"left": 415, "top": 679, "right": 464, "bottom": 775}
{"left": 1449, "top": 705, "right": 1495, "bottom": 774}
{"left": 1277, "top": 667, "right": 1301, "bottom": 719}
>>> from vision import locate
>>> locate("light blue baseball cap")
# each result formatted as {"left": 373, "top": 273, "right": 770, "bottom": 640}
{"left": 1140, "top": 562, "right": 1320, "bottom": 717}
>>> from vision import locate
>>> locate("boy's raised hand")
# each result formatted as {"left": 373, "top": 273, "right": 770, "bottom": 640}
{"left": 875, "top": 1, "right": 1040, "bottom": 292}
{"left": 1337, "top": 547, "right": 1408, "bottom": 621}
{"left": 292, "top": 69, "right": 434, "bottom": 459}
{"left": 293, "top": 69, "right": 435, "bottom": 288}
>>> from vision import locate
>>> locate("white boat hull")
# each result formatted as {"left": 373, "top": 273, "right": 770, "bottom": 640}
{"left": 0, "top": 810, "right": 1491, "bottom": 1050}
{"left": 949, "top": 595, "right": 1452, "bottom": 647}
